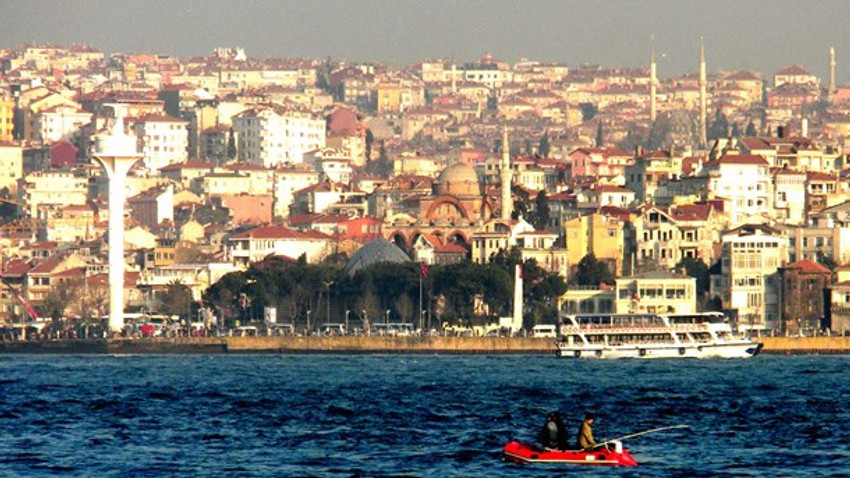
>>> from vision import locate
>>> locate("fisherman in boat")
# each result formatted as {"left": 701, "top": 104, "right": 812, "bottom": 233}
{"left": 538, "top": 412, "right": 568, "bottom": 450}
{"left": 577, "top": 412, "right": 601, "bottom": 450}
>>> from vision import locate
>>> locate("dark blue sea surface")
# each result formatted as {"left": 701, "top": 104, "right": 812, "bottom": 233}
{"left": 0, "top": 355, "right": 848, "bottom": 477}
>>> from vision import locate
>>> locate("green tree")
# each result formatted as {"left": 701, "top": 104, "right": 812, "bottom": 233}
{"left": 531, "top": 190, "right": 550, "bottom": 230}
{"left": 365, "top": 128, "right": 374, "bottom": 161}
{"left": 596, "top": 122, "right": 604, "bottom": 147}
{"left": 524, "top": 138, "right": 534, "bottom": 156}
{"left": 227, "top": 129, "right": 237, "bottom": 160}
{"left": 730, "top": 122, "right": 741, "bottom": 138}
{"left": 538, "top": 132, "right": 550, "bottom": 158}
{"left": 510, "top": 141, "right": 521, "bottom": 158}
{"left": 41, "top": 281, "right": 76, "bottom": 320}
{"left": 579, "top": 103, "right": 597, "bottom": 122}
{"left": 816, "top": 252, "right": 838, "bottom": 272}
{"left": 317, "top": 56, "right": 333, "bottom": 93}
{"left": 203, "top": 271, "right": 247, "bottom": 324}
{"left": 707, "top": 108, "right": 729, "bottom": 140}
{"left": 157, "top": 281, "right": 194, "bottom": 320}
{"left": 0, "top": 187, "right": 17, "bottom": 223}
{"left": 745, "top": 120, "right": 757, "bottom": 137}
{"left": 675, "top": 256, "right": 710, "bottom": 296}
{"left": 511, "top": 185, "right": 530, "bottom": 220}
{"left": 518, "top": 258, "right": 568, "bottom": 327}
{"left": 572, "top": 253, "right": 614, "bottom": 286}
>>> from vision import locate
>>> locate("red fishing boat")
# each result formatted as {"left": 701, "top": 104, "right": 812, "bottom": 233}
{"left": 502, "top": 424, "right": 689, "bottom": 467}
{"left": 502, "top": 440, "right": 638, "bottom": 466}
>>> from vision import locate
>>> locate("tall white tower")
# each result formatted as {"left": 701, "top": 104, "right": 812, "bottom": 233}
{"left": 650, "top": 38, "right": 657, "bottom": 123}
{"left": 512, "top": 264, "right": 523, "bottom": 333}
{"left": 699, "top": 40, "right": 708, "bottom": 148}
{"left": 91, "top": 112, "right": 143, "bottom": 333}
{"left": 500, "top": 125, "right": 513, "bottom": 221}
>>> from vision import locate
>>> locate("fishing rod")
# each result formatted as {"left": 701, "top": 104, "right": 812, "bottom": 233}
{"left": 596, "top": 424, "right": 690, "bottom": 448}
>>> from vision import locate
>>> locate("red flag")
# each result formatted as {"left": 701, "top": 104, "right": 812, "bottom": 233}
{"left": 420, "top": 262, "right": 428, "bottom": 278}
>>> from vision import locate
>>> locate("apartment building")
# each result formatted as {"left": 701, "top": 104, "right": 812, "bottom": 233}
{"left": 134, "top": 114, "right": 189, "bottom": 172}
{"left": 711, "top": 226, "right": 788, "bottom": 332}
{"left": 232, "top": 105, "right": 325, "bottom": 168}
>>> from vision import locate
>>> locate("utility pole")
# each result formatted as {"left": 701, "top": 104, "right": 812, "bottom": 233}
{"left": 323, "top": 281, "right": 333, "bottom": 327}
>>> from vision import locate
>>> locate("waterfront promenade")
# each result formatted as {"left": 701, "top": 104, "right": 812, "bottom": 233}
{"left": 1, "top": 336, "right": 849, "bottom": 354}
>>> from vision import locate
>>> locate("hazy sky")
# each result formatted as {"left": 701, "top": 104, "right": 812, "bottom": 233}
{"left": 5, "top": 0, "right": 850, "bottom": 82}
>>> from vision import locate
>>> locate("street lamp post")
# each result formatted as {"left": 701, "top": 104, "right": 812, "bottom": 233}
{"left": 345, "top": 309, "right": 350, "bottom": 335}
{"left": 385, "top": 309, "right": 390, "bottom": 324}
{"left": 306, "top": 310, "right": 311, "bottom": 335}
{"left": 323, "top": 281, "right": 333, "bottom": 328}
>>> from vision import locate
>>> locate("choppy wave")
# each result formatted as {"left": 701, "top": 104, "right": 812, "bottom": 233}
{"left": 0, "top": 355, "right": 848, "bottom": 477}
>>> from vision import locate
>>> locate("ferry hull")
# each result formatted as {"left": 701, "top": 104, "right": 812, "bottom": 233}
{"left": 502, "top": 441, "right": 637, "bottom": 466}
{"left": 555, "top": 341, "right": 763, "bottom": 359}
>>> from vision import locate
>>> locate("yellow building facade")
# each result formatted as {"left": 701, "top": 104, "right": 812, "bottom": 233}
{"left": 0, "top": 96, "right": 14, "bottom": 142}
{"left": 564, "top": 213, "right": 626, "bottom": 275}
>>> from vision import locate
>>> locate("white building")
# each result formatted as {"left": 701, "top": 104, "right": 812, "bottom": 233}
{"left": 711, "top": 226, "right": 788, "bottom": 332}
{"left": 35, "top": 105, "right": 93, "bottom": 143}
{"left": 772, "top": 169, "right": 807, "bottom": 225}
{"left": 232, "top": 105, "right": 326, "bottom": 168}
{"left": 138, "top": 262, "right": 243, "bottom": 302}
{"left": 0, "top": 142, "right": 23, "bottom": 193}
{"left": 18, "top": 170, "right": 89, "bottom": 217}
{"left": 272, "top": 168, "right": 320, "bottom": 219}
{"left": 227, "top": 225, "right": 332, "bottom": 265}
{"left": 133, "top": 114, "right": 189, "bottom": 172}
{"left": 703, "top": 154, "right": 772, "bottom": 227}
{"left": 303, "top": 148, "right": 353, "bottom": 184}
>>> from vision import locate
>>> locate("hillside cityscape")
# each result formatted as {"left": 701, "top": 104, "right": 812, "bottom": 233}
{"left": 2, "top": 42, "right": 850, "bottom": 339}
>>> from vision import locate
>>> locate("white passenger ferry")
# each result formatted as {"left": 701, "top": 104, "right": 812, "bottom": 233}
{"left": 554, "top": 312, "right": 763, "bottom": 359}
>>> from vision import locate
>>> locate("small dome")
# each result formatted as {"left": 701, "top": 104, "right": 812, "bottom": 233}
{"left": 179, "top": 219, "right": 205, "bottom": 243}
{"left": 435, "top": 162, "right": 481, "bottom": 196}
{"left": 345, "top": 238, "right": 411, "bottom": 276}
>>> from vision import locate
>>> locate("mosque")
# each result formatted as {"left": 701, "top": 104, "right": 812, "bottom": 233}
{"left": 384, "top": 127, "right": 515, "bottom": 258}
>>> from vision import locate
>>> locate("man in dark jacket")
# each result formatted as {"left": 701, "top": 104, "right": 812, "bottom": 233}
{"left": 538, "top": 412, "right": 569, "bottom": 450}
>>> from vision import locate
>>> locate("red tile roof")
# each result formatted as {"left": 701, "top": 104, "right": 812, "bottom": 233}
{"left": 784, "top": 259, "right": 830, "bottom": 274}
{"left": 1, "top": 259, "right": 32, "bottom": 277}
{"left": 708, "top": 154, "right": 768, "bottom": 166}
{"left": 230, "top": 225, "right": 330, "bottom": 240}
{"left": 775, "top": 65, "right": 811, "bottom": 76}
{"left": 671, "top": 203, "right": 712, "bottom": 221}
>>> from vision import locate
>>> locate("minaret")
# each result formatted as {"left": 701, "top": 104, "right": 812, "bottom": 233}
{"left": 500, "top": 125, "right": 513, "bottom": 221}
{"left": 650, "top": 38, "right": 657, "bottom": 123}
{"left": 699, "top": 39, "right": 708, "bottom": 148}
{"left": 451, "top": 63, "right": 457, "bottom": 93}
{"left": 91, "top": 108, "right": 143, "bottom": 333}
{"left": 829, "top": 46, "right": 836, "bottom": 96}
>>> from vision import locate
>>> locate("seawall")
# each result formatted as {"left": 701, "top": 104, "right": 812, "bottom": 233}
{"left": 758, "top": 336, "right": 850, "bottom": 355}
{"left": 0, "top": 336, "right": 848, "bottom": 355}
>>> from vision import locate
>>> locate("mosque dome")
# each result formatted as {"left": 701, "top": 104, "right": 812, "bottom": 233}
{"left": 345, "top": 238, "right": 411, "bottom": 276}
{"left": 434, "top": 162, "right": 481, "bottom": 197}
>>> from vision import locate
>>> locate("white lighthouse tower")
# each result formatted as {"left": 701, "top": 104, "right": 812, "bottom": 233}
{"left": 91, "top": 109, "right": 143, "bottom": 333}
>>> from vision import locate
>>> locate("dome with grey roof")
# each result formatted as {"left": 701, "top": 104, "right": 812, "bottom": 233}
{"left": 345, "top": 238, "right": 411, "bottom": 276}
{"left": 434, "top": 161, "right": 481, "bottom": 197}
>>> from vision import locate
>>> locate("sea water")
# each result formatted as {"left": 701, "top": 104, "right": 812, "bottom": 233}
{"left": 0, "top": 355, "right": 847, "bottom": 477}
